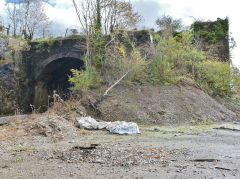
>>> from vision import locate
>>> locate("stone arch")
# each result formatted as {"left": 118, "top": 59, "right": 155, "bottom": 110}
{"left": 34, "top": 54, "right": 84, "bottom": 110}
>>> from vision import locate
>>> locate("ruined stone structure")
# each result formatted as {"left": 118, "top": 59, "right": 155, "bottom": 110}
{"left": 192, "top": 18, "right": 229, "bottom": 61}
{"left": 18, "top": 36, "right": 86, "bottom": 111}
{"left": 0, "top": 23, "right": 230, "bottom": 113}
{"left": 18, "top": 31, "right": 152, "bottom": 111}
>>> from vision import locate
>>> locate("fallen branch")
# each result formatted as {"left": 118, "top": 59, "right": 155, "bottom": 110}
{"left": 191, "top": 159, "right": 220, "bottom": 162}
{"left": 213, "top": 127, "right": 240, "bottom": 132}
{"left": 90, "top": 55, "right": 148, "bottom": 111}
{"left": 92, "top": 70, "right": 131, "bottom": 109}
{"left": 71, "top": 144, "right": 99, "bottom": 151}
{"left": 214, "top": 166, "right": 231, "bottom": 171}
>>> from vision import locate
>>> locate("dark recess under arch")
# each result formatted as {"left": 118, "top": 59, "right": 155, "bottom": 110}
{"left": 35, "top": 57, "right": 84, "bottom": 110}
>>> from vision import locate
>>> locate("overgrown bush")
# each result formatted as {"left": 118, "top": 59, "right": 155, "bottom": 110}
{"left": 69, "top": 28, "right": 239, "bottom": 99}
{"left": 192, "top": 18, "right": 228, "bottom": 43}
{"left": 69, "top": 31, "right": 147, "bottom": 96}
{"left": 69, "top": 65, "right": 103, "bottom": 96}
{"left": 148, "top": 31, "right": 206, "bottom": 84}
{"left": 146, "top": 30, "right": 240, "bottom": 97}
{"left": 196, "top": 61, "right": 231, "bottom": 96}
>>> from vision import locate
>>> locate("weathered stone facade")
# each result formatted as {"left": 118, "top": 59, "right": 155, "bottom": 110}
{"left": 193, "top": 18, "right": 229, "bottom": 61}
{"left": 0, "top": 63, "right": 16, "bottom": 115}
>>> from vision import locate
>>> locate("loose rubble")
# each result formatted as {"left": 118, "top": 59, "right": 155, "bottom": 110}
{"left": 37, "top": 143, "right": 171, "bottom": 167}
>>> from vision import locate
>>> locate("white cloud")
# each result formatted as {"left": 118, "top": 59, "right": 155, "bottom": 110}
{"left": 55, "top": 0, "right": 73, "bottom": 9}
{"left": 0, "top": 0, "right": 6, "bottom": 20}
{"left": 44, "top": 0, "right": 79, "bottom": 34}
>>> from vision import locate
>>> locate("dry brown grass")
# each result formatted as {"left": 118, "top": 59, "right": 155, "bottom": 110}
{"left": 0, "top": 122, "right": 28, "bottom": 140}
{"left": 0, "top": 114, "right": 44, "bottom": 141}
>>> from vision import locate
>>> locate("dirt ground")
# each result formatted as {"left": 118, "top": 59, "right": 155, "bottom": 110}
{"left": 0, "top": 114, "right": 240, "bottom": 179}
{"left": 1, "top": 84, "right": 240, "bottom": 178}
{"left": 94, "top": 84, "right": 239, "bottom": 125}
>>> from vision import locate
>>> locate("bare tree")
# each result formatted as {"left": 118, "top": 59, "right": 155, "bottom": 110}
{"left": 20, "top": 0, "right": 50, "bottom": 40}
{"left": 6, "top": 0, "right": 50, "bottom": 40}
{"left": 6, "top": 1, "right": 21, "bottom": 37}
{"left": 100, "top": 0, "right": 142, "bottom": 34}
{"left": 73, "top": 0, "right": 96, "bottom": 35}
{"left": 73, "top": 0, "right": 141, "bottom": 35}
{"left": 73, "top": 0, "right": 96, "bottom": 66}
{"left": 156, "top": 15, "right": 182, "bottom": 38}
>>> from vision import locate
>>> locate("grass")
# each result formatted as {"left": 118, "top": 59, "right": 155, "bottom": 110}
{"left": 13, "top": 158, "right": 24, "bottom": 163}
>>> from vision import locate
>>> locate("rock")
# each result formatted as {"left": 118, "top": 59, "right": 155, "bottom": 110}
{"left": 153, "top": 127, "right": 161, "bottom": 132}
{"left": 0, "top": 63, "right": 17, "bottom": 114}
{"left": 0, "top": 117, "right": 7, "bottom": 125}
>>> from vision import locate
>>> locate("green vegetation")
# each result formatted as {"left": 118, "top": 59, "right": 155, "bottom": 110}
{"left": 196, "top": 60, "right": 231, "bottom": 96}
{"left": 147, "top": 31, "right": 206, "bottom": 84}
{"left": 192, "top": 18, "right": 229, "bottom": 43}
{"left": 69, "top": 31, "right": 146, "bottom": 95}
{"left": 69, "top": 64, "right": 104, "bottom": 96}
{"left": 147, "top": 30, "right": 239, "bottom": 97}
{"left": 35, "top": 37, "right": 58, "bottom": 53}
{"left": 69, "top": 27, "right": 240, "bottom": 98}
{"left": 0, "top": 86, "right": 15, "bottom": 115}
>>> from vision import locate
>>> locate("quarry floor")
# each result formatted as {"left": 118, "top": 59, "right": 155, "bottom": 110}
{"left": 0, "top": 115, "right": 240, "bottom": 179}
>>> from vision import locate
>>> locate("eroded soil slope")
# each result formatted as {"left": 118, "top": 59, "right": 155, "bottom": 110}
{"left": 97, "top": 84, "right": 239, "bottom": 125}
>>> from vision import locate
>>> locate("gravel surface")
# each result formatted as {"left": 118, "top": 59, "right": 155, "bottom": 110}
{"left": 0, "top": 115, "right": 240, "bottom": 178}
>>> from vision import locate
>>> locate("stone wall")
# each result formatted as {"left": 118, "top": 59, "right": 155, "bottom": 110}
{"left": 0, "top": 63, "right": 17, "bottom": 115}
{"left": 192, "top": 18, "right": 229, "bottom": 61}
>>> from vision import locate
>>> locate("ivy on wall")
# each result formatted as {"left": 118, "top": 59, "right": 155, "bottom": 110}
{"left": 192, "top": 18, "right": 229, "bottom": 43}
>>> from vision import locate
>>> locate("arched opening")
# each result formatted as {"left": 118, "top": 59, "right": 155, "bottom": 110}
{"left": 34, "top": 57, "right": 84, "bottom": 110}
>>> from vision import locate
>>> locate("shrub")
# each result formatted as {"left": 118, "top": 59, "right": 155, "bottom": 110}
{"left": 148, "top": 54, "right": 176, "bottom": 84}
{"left": 148, "top": 31, "right": 206, "bottom": 84}
{"left": 69, "top": 64, "right": 104, "bottom": 96}
{"left": 196, "top": 60, "right": 231, "bottom": 96}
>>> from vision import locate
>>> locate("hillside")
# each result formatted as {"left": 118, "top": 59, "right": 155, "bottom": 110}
{"left": 84, "top": 83, "right": 240, "bottom": 125}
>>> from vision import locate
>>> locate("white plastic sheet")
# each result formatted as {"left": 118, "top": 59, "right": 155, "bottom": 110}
{"left": 76, "top": 117, "right": 111, "bottom": 130}
{"left": 107, "top": 121, "right": 140, "bottom": 134}
{"left": 76, "top": 117, "right": 140, "bottom": 134}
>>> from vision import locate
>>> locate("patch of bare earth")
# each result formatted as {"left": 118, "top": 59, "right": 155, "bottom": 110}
{"left": 97, "top": 84, "right": 239, "bottom": 125}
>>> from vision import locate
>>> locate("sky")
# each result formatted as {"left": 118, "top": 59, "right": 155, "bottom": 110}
{"left": 0, "top": 0, "right": 239, "bottom": 68}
